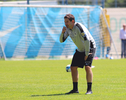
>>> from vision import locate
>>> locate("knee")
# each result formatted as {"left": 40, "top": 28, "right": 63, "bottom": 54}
{"left": 85, "top": 66, "right": 92, "bottom": 72}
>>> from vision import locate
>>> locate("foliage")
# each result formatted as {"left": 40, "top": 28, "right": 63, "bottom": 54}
{"left": 0, "top": 0, "right": 126, "bottom": 7}
{"left": 105, "top": 0, "right": 126, "bottom": 7}
{"left": 57, "top": 0, "right": 126, "bottom": 7}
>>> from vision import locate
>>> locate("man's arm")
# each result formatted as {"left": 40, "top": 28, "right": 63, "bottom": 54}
{"left": 119, "top": 30, "right": 122, "bottom": 40}
{"left": 60, "top": 26, "right": 68, "bottom": 43}
{"left": 80, "top": 30, "right": 90, "bottom": 58}
{"left": 75, "top": 23, "right": 90, "bottom": 60}
{"left": 84, "top": 39, "right": 90, "bottom": 60}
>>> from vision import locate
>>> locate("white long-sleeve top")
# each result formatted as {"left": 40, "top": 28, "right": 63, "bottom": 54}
{"left": 60, "top": 22, "right": 96, "bottom": 56}
{"left": 120, "top": 29, "right": 126, "bottom": 40}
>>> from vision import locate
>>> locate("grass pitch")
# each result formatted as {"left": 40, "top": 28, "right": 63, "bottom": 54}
{"left": 0, "top": 59, "right": 126, "bottom": 100}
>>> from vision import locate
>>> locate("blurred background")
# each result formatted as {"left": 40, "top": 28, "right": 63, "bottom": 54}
{"left": 0, "top": 0, "right": 126, "bottom": 8}
{"left": 0, "top": 0, "right": 126, "bottom": 60}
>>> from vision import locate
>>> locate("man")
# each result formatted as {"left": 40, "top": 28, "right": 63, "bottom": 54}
{"left": 60, "top": 14, "right": 96, "bottom": 94}
{"left": 100, "top": 9, "right": 111, "bottom": 58}
{"left": 120, "top": 24, "right": 126, "bottom": 58}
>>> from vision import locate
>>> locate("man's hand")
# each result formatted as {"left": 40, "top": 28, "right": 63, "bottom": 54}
{"left": 85, "top": 53, "right": 92, "bottom": 61}
{"left": 62, "top": 26, "right": 67, "bottom": 34}
{"left": 84, "top": 56, "right": 88, "bottom": 61}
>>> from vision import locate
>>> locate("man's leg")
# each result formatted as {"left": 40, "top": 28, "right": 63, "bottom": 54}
{"left": 124, "top": 41, "right": 126, "bottom": 58}
{"left": 85, "top": 66, "right": 93, "bottom": 94}
{"left": 121, "top": 40, "right": 124, "bottom": 58}
{"left": 71, "top": 66, "right": 78, "bottom": 82}
{"left": 66, "top": 66, "right": 79, "bottom": 94}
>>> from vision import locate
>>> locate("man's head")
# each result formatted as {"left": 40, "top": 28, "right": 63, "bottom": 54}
{"left": 123, "top": 24, "right": 126, "bottom": 30}
{"left": 64, "top": 14, "right": 75, "bottom": 29}
{"left": 64, "top": 14, "right": 75, "bottom": 22}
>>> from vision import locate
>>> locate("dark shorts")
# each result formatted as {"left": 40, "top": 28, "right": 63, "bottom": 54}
{"left": 71, "top": 48, "right": 96, "bottom": 68}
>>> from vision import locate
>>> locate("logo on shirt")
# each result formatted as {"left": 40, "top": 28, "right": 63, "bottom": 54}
{"left": 81, "top": 32, "right": 85, "bottom": 37}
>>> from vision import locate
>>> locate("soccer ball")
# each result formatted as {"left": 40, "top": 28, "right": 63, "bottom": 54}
{"left": 66, "top": 64, "right": 71, "bottom": 72}
{"left": 106, "top": 54, "right": 109, "bottom": 58}
{"left": 110, "top": 56, "right": 114, "bottom": 59}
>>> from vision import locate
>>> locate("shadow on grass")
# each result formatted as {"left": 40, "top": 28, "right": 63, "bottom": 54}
{"left": 31, "top": 93, "right": 67, "bottom": 97}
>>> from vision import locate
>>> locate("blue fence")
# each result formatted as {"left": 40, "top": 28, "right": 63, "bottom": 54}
{"left": 0, "top": 5, "right": 102, "bottom": 59}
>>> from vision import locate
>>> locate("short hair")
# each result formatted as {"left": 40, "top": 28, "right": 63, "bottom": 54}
{"left": 64, "top": 14, "right": 75, "bottom": 22}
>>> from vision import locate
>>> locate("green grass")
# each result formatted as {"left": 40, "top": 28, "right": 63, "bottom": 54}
{"left": 0, "top": 59, "right": 126, "bottom": 100}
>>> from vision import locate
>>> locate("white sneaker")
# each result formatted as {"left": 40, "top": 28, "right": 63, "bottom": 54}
{"left": 85, "top": 91, "right": 93, "bottom": 95}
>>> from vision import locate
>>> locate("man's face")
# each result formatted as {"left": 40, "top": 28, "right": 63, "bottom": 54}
{"left": 64, "top": 18, "right": 74, "bottom": 29}
{"left": 123, "top": 25, "right": 126, "bottom": 30}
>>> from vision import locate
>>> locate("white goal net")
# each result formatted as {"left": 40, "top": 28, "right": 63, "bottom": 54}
{"left": 0, "top": 5, "right": 118, "bottom": 60}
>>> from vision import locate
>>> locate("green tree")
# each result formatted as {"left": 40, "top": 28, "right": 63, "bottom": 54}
{"left": 105, "top": 0, "right": 126, "bottom": 7}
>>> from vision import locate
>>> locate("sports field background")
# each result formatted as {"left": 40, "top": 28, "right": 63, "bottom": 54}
{"left": 0, "top": 59, "right": 126, "bottom": 100}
